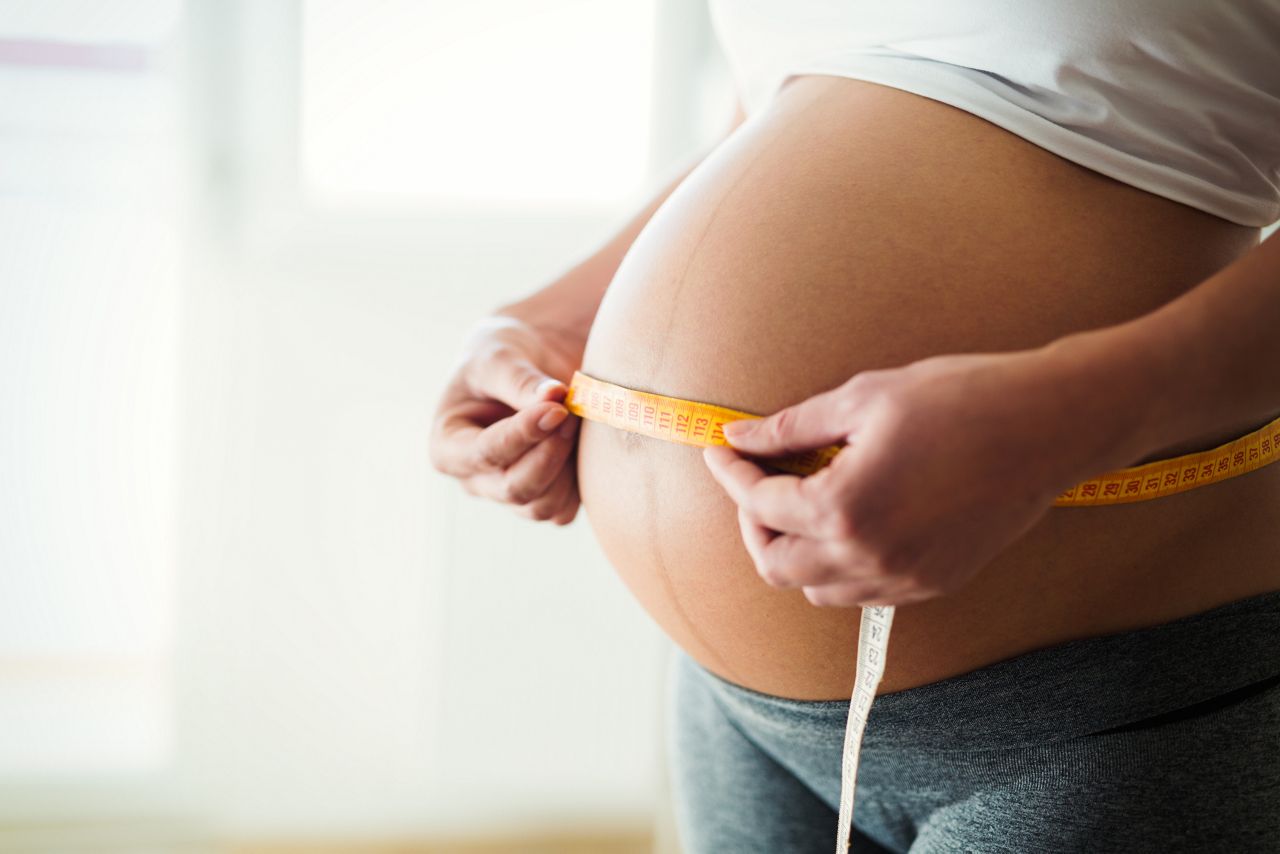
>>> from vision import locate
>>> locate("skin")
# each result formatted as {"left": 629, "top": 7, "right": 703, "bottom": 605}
{"left": 702, "top": 350, "right": 1103, "bottom": 610}
{"left": 703, "top": 344, "right": 1274, "bottom": 611}
{"left": 433, "top": 75, "right": 1280, "bottom": 701}
{"left": 704, "top": 172, "right": 1280, "bottom": 615}
{"left": 429, "top": 315, "right": 583, "bottom": 525}
{"left": 429, "top": 105, "right": 748, "bottom": 525}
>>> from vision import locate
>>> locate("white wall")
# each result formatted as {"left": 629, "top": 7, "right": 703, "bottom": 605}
{"left": 0, "top": 21, "right": 182, "bottom": 792}
{"left": 0, "top": 0, "right": 731, "bottom": 843}
{"left": 10, "top": 1, "right": 1269, "bottom": 848}
{"left": 167, "top": 0, "right": 730, "bottom": 840}
{"left": 171, "top": 223, "right": 674, "bottom": 838}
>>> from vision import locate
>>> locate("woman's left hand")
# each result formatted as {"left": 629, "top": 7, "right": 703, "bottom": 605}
{"left": 703, "top": 348, "right": 1115, "bottom": 608}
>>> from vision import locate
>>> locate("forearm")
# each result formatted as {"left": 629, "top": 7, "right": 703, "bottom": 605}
{"left": 1043, "top": 229, "right": 1280, "bottom": 479}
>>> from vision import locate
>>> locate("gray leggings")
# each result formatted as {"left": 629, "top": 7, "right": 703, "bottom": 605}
{"left": 665, "top": 589, "right": 1280, "bottom": 853}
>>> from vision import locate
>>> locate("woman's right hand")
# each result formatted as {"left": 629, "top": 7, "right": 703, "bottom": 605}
{"left": 428, "top": 315, "right": 584, "bottom": 525}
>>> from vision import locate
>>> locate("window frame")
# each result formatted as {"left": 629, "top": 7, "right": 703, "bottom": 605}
{"left": 0, "top": 0, "right": 728, "bottom": 830}
{"left": 188, "top": 0, "right": 725, "bottom": 266}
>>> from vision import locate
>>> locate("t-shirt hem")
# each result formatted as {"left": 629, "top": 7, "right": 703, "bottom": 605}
{"left": 771, "top": 57, "right": 1278, "bottom": 229}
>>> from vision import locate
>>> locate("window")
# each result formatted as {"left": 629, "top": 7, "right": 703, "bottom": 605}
{"left": 0, "top": 0, "right": 181, "bottom": 779}
{"left": 300, "top": 0, "right": 659, "bottom": 213}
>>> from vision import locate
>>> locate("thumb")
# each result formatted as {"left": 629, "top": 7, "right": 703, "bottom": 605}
{"left": 722, "top": 386, "right": 851, "bottom": 455}
{"left": 471, "top": 350, "right": 567, "bottom": 411}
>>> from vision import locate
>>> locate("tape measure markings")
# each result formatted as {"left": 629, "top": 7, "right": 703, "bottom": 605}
{"left": 568, "top": 371, "right": 845, "bottom": 477}
{"left": 563, "top": 369, "right": 1280, "bottom": 853}
{"left": 565, "top": 370, "right": 1280, "bottom": 505}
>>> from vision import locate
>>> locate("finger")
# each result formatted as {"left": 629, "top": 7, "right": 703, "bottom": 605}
{"left": 705, "top": 446, "right": 830, "bottom": 537}
{"left": 514, "top": 464, "right": 576, "bottom": 521}
{"left": 430, "top": 396, "right": 513, "bottom": 477}
{"left": 859, "top": 588, "right": 934, "bottom": 608}
{"left": 468, "top": 347, "right": 568, "bottom": 412}
{"left": 501, "top": 423, "right": 578, "bottom": 504}
{"left": 743, "top": 471, "right": 835, "bottom": 538}
{"left": 736, "top": 505, "right": 777, "bottom": 570}
{"left": 466, "top": 402, "right": 570, "bottom": 474}
{"left": 462, "top": 441, "right": 564, "bottom": 506}
{"left": 802, "top": 579, "right": 889, "bottom": 608}
{"left": 720, "top": 383, "right": 854, "bottom": 456}
{"left": 703, "top": 446, "right": 769, "bottom": 507}
{"left": 556, "top": 410, "right": 580, "bottom": 445}
{"left": 461, "top": 416, "right": 576, "bottom": 505}
{"left": 804, "top": 576, "right": 932, "bottom": 608}
{"left": 550, "top": 503, "right": 580, "bottom": 526}
{"left": 549, "top": 466, "right": 582, "bottom": 526}
{"left": 756, "top": 533, "right": 869, "bottom": 589}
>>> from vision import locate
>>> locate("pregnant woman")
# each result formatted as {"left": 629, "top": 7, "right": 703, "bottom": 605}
{"left": 430, "top": 3, "right": 1280, "bottom": 851}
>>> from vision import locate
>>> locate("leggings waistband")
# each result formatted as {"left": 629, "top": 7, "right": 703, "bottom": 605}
{"left": 690, "top": 589, "right": 1280, "bottom": 751}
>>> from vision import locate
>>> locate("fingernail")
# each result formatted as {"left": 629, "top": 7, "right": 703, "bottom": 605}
{"left": 722, "top": 419, "right": 754, "bottom": 439}
{"left": 538, "top": 407, "right": 568, "bottom": 432}
{"left": 535, "top": 378, "right": 564, "bottom": 398}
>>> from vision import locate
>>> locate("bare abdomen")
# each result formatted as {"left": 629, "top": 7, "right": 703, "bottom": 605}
{"left": 575, "top": 75, "right": 1277, "bottom": 701}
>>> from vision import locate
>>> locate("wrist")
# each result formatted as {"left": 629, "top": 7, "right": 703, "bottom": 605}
{"left": 1033, "top": 322, "right": 1181, "bottom": 485}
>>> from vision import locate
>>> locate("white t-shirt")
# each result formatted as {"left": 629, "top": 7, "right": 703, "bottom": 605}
{"left": 708, "top": 0, "right": 1280, "bottom": 227}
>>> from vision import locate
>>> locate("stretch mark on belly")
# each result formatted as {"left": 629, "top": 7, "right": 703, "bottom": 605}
{"left": 642, "top": 460, "right": 747, "bottom": 685}
{"left": 627, "top": 83, "right": 842, "bottom": 688}
{"left": 644, "top": 83, "right": 832, "bottom": 388}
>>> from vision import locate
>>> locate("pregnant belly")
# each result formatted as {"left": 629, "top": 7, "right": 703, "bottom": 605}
{"left": 575, "top": 75, "right": 1279, "bottom": 701}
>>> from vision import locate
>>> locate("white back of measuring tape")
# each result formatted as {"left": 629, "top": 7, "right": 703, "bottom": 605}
{"left": 836, "top": 605, "right": 894, "bottom": 852}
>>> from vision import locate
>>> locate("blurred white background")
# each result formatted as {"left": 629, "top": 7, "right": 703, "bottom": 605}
{"left": 0, "top": 1, "right": 733, "bottom": 851}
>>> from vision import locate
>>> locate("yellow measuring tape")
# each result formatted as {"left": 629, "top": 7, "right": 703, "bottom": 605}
{"left": 564, "top": 370, "right": 1280, "bottom": 506}
{"left": 564, "top": 369, "right": 1280, "bottom": 853}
